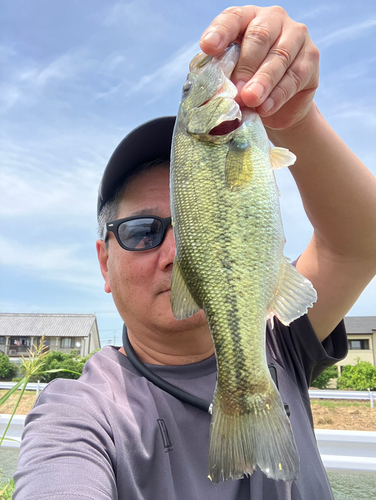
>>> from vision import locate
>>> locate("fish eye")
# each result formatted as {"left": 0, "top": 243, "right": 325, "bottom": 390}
{"left": 183, "top": 79, "right": 192, "bottom": 93}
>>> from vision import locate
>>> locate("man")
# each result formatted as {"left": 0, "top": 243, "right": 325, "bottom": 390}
{"left": 13, "top": 5, "right": 376, "bottom": 500}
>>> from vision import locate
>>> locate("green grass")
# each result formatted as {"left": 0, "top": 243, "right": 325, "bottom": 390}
{"left": 311, "top": 399, "right": 370, "bottom": 409}
{"left": 0, "top": 477, "right": 14, "bottom": 500}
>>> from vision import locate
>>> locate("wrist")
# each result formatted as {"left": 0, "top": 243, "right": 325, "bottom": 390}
{"left": 266, "top": 102, "right": 322, "bottom": 147}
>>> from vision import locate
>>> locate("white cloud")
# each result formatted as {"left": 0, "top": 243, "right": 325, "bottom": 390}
{"left": 323, "top": 57, "right": 376, "bottom": 84}
{"left": 101, "top": 52, "right": 128, "bottom": 73}
{"left": 0, "top": 44, "right": 17, "bottom": 63}
{"left": 125, "top": 42, "right": 200, "bottom": 98}
{"left": 0, "top": 131, "right": 103, "bottom": 220}
{"left": 0, "top": 121, "right": 122, "bottom": 222}
{"left": 316, "top": 18, "right": 376, "bottom": 49}
{"left": 330, "top": 107, "right": 376, "bottom": 128}
{"left": 104, "top": 0, "right": 169, "bottom": 40}
{"left": 93, "top": 41, "right": 200, "bottom": 102}
{"left": 0, "top": 84, "right": 21, "bottom": 112}
{"left": 34, "top": 50, "right": 92, "bottom": 88}
{"left": 0, "top": 235, "right": 100, "bottom": 288}
{"left": 0, "top": 165, "right": 99, "bottom": 219}
{"left": 297, "top": 5, "right": 339, "bottom": 21}
{"left": 0, "top": 49, "right": 96, "bottom": 111}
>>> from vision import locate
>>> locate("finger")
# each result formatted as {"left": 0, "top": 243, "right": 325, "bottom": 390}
{"left": 231, "top": 8, "right": 286, "bottom": 88}
{"left": 199, "top": 5, "right": 258, "bottom": 55}
{"left": 239, "top": 22, "right": 309, "bottom": 108}
{"left": 255, "top": 43, "right": 320, "bottom": 120}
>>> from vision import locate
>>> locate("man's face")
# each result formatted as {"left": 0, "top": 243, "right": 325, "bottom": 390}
{"left": 97, "top": 166, "right": 208, "bottom": 340}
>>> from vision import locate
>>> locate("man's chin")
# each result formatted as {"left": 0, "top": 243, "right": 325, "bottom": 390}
{"left": 165, "top": 309, "right": 207, "bottom": 330}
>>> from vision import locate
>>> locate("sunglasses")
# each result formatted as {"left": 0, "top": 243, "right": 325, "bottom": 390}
{"left": 104, "top": 215, "right": 172, "bottom": 251}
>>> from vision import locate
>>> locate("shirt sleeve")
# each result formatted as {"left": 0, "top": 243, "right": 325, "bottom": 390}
{"left": 13, "top": 378, "right": 118, "bottom": 500}
{"left": 267, "top": 314, "right": 348, "bottom": 393}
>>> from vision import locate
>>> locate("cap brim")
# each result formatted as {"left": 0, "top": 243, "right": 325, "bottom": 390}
{"left": 97, "top": 116, "right": 176, "bottom": 215}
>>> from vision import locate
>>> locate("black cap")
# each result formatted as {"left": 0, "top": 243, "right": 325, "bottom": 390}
{"left": 97, "top": 116, "right": 176, "bottom": 215}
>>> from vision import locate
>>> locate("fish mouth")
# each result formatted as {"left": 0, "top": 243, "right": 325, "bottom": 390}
{"left": 209, "top": 118, "right": 241, "bottom": 136}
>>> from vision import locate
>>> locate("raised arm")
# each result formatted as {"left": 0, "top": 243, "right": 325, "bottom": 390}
{"left": 268, "top": 105, "right": 376, "bottom": 341}
{"left": 200, "top": 5, "right": 376, "bottom": 341}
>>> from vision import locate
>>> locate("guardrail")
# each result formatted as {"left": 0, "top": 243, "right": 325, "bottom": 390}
{"left": 309, "top": 389, "right": 375, "bottom": 408}
{"left": 1, "top": 383, "right": 375, "bottom": 406}
{"left": 1, "top": 414, "right": 376, "bottom": 473}
{"left": 0, "top": 381, "right": 47, "bottom": 397}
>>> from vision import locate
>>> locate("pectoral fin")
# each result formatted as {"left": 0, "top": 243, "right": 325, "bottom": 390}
{"left": 269, "top": 257, "right": 317, "bottom": 326}
{"left": 225, "top": 138, "right": 253, "bottom": 189}
{"left": 170, "top": 258, "right": 201, "bottom": 320}
{"left": 270, "top": 147, "right": 296, "bottom": 170}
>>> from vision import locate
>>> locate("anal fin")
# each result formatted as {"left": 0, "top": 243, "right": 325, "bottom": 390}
{"left": 270, "top": 257, "right": 317, "bottom": 326}
{"left": 170, "top": 257, "right": 201, "bottom": 320}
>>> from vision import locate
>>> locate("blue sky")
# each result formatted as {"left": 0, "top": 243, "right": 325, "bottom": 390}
{"left": 1, "top": 0, "right": 376, "bottom": 348}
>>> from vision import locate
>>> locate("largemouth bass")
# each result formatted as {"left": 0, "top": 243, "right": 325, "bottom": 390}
{"left": 170, "top": 43, "right": 317, "bottom": 483}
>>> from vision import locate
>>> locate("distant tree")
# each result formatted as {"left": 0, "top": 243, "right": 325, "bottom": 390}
{"left": 337, "top": 359, "right": 376, "bottom": 391}
{"left": 311, "top": 365, "right": 339, "bottom": 389}
{"left": 0, "top": 353, "right": 18, "bottom": 380}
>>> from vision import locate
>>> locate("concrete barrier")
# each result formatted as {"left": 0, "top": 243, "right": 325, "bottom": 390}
{"left": 0, "top": 415, "right": 24, "bottom": 448}
{"left": 315, "top": 429, "right": 376, "bottom": 472}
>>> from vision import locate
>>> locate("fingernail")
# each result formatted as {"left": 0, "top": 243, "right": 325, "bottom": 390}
{"left": 200, "top": 31, "right": 221, "bottom": 48}
{"left": 262, "top": 97, "right": 274, "bottom": 113}
{"left": 245, "top": 81, "right": 265, "bottom": 100}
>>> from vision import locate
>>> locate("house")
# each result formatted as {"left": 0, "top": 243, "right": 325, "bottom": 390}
{"left": 337, "top": 316, "right": 376, "bottom": 372}
{"left": 0, "top": 313, "right": 101, "bottom": 361}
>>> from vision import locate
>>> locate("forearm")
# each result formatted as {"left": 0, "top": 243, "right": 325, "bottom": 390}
{"left": 267, "top": 103, "right": 376, "bottom": 264}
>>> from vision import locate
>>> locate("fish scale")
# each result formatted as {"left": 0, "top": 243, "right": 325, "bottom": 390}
{"left": 170, "top": 43, "right": 317, "bottom": 482}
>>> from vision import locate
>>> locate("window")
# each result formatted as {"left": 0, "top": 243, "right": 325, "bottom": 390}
{"left": 61, "top": 338, "right": 73, "bottom": 349}
{"left": 11, "top": 338, "right": 30, "bottom": 346}
{"left": 348, "top": 339, "right": 369, "bottom": 350}
{"left": 0, "top": 337, "right": 5, "bottom": 344}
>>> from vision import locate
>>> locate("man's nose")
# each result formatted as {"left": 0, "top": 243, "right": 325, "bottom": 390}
{"left": 158, "top": 226, "right": 175, "bottom": 269}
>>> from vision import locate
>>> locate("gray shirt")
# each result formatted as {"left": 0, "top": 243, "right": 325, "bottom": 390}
{"left": 13, "top": 315, "right": 347, "bottom": 499}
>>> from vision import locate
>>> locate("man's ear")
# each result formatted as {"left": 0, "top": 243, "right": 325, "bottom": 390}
{"left": 96, "top": 239, "right": 111, "bottom": 293}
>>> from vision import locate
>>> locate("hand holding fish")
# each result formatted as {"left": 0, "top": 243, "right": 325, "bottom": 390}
{"left": 200, "top": 5, "right": 319, "bottom": 130}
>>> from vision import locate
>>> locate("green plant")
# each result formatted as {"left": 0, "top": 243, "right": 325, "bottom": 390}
{"left": 0, "top": 353, "right": 18, "bottom": 380}
{"left": 0, "top": 473, "right": 14, "bottom": 499}
{"left": 0, "top": 338, "right": 81, "bottom": 447}
{"left": 0, "top": 342, "right": 100, "bottom": 493}
{"left": 311, "top": 365, "right": 339, "bottom": 389}
{"left": 337, "top": 358, "right": 376, "bottom": 391}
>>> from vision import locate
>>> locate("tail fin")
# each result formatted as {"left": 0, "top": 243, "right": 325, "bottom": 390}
{"left": 208, "top": 386, "right": 299, "bottom": 483}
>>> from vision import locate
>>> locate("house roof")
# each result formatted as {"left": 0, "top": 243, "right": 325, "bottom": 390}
{"left": 0, "top": 313, "right": 97, "bottom": 338}
{"left": 344, "top": 316, "right": 376, "bottom": 335}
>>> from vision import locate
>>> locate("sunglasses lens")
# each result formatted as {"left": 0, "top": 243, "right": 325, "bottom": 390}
{"left": 118, "top": 218, "right": 163, "bottom": 250}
